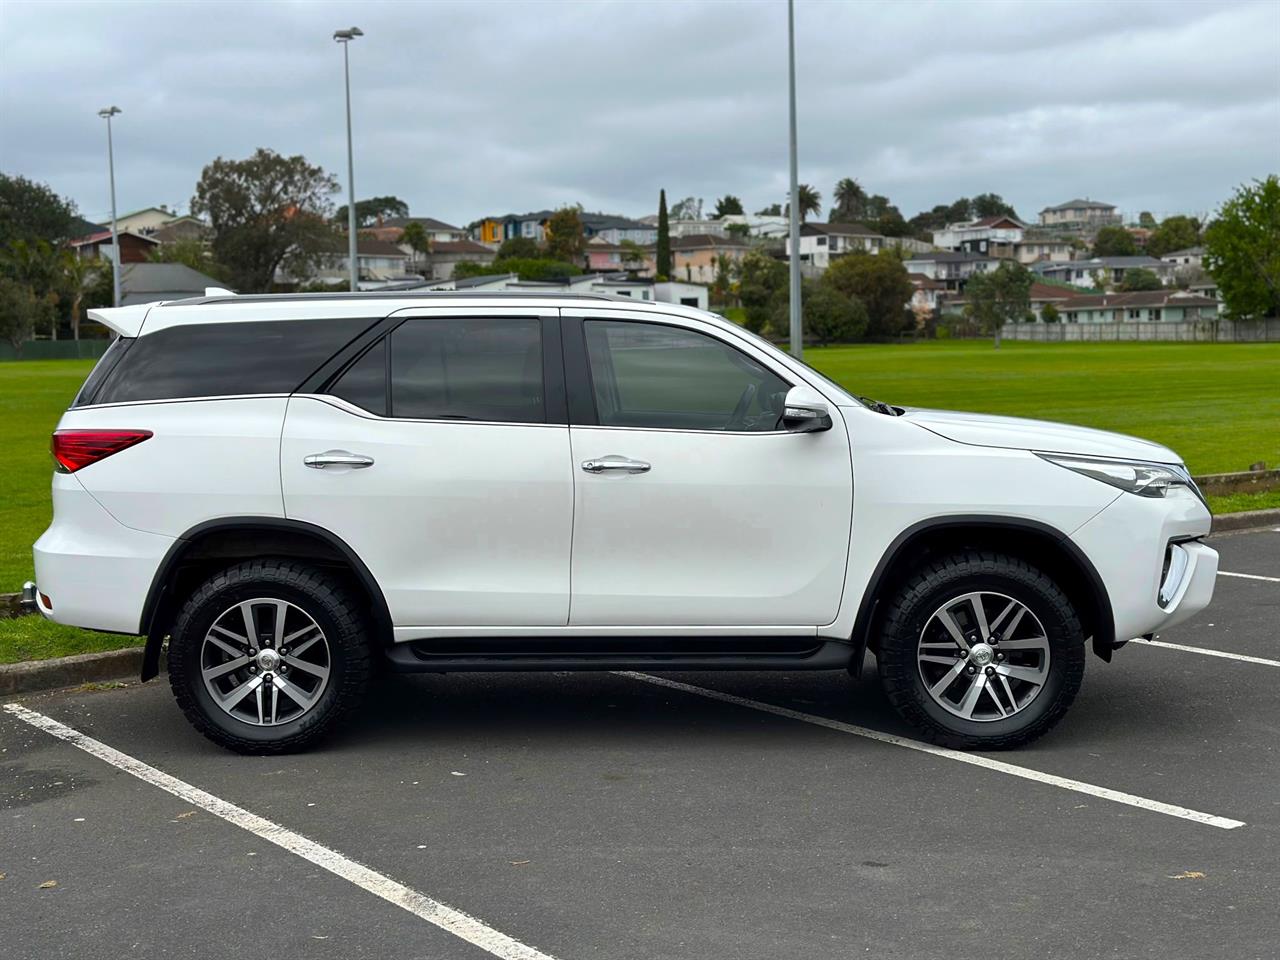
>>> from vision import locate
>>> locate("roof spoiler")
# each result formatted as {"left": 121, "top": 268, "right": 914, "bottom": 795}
{"left": 85, "top": 303, "right": 153, "bottom": 338}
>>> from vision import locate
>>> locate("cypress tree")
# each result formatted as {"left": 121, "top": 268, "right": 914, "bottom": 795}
{"left": 656, "top": 189, "right": 671, "bottom": 279}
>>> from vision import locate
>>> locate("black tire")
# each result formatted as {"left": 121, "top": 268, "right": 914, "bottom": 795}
{"left": 876, "top": 550, "right": 1085, "bottom": 750}
{"left": 167, "top": 559, "right": 372, "bottom": 754}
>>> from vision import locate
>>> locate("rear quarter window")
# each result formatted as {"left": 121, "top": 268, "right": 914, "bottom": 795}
{"left": 91, "top": 318, "right": 372, "bottom": 405}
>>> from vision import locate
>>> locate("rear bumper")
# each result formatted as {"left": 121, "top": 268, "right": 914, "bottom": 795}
{"left": 32, "top": 475, "right": 174, "bottom": 635}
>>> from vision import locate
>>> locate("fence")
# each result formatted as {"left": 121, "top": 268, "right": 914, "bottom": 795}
{"left": 0, "top": 340, "right": 112, "bottom": 362}
{"left": 1000, "top": 319, "right": 1280, "bottom": 343}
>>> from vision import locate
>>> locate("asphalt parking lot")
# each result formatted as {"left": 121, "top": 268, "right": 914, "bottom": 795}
{"left": 3, "top": 528, "right": 1277, "bottom": 960}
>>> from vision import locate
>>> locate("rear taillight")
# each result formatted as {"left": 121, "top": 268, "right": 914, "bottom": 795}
{"left": 51, "top": 429, "right": 152, "bottom": 473}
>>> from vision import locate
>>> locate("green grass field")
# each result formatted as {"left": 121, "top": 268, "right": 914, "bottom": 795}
{"left": 0, "top": 343, "right": 1277, "bottom": 664}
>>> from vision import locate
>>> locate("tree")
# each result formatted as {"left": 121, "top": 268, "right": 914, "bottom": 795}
{"left": 334, "top": 196, "right": 409, "bottom": 227}
{"left": 774, "top": 278, "right": 867, "bottom": 345}
{"left": 149, "top": 237, "right": 229, "bottom": 284}
{"left": 822, "top": 251, "right": 913, "bottom": 339}
{"left": 57, "top": 249, "right": 101, "bottom": 340}
{"left": 0, "top": 173, "right": 78, "bottom": 248}
{"left": 476, "top": 257, "right": 582, "bottom": 282}
{"left": 971, "top": 193, "right": 1019, "bottom": 220}
{"left": 713, "top": 195, "right": 743, "bottom": 217}
{"left": 1146, "top": 215, "right": 1201, "bottom": 258}
{"left": 191, "top": 148, "right": 340, "bottom": 293}
{"left": 785, "top": 184, "right": 821, "bottom": 222}
{"left": 1119, "top": 267, "right": 1163, "bottom": 292}
{"left": 755, "top": 203, "right": 783, "bottom": 216}
{"left": 656, "top": 190, "right": 672, "bottom": 279}
{"left": 963, "top": 261, "right": 1033, "bottom": 348}
{"left": 1203, "top": 175, "right": 1280, "bottom": 319}
{"left": 1, "top": 238, "right": 61, "bottom": 337}
{"left": 737, "top": 248, "right": 787, "bottom": 333}
{"left": 724, "top": 222, "right": 750, "bottom": 240}
{"left": 1138, "top": 211, "right": 1157, "bottom": 229}
{"left": 0, "top": 276, "right": 44, "bottom": 355}
{"left": 619, "top": 239, "right": 646, "bottom": 270}
{"left": 1092, "top": 224, "right": 1138, "bottom": 257}
{"left": 830, "top": 178, "right": 868, "bottom": 223}
{"left": 669, "top": 196, "right": 703, "bottom": 220}
{"left": 1040, "top": 302, "right": 1061, "bottom": 324}
{"left": 544, "top": 205, "right": 585, "bottom": 264}
{"left": 496, "top": 236, "right": 539, "bottom": 260}
{"left": 906, "top": 197, "right": 976, "bottom": 238}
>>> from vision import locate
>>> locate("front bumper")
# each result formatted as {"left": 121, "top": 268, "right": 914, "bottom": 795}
{"left": 1071, "top": 487, "right": 1217, "bottom": 645}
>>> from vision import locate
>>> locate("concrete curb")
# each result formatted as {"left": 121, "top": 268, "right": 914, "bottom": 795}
{"left": 0, "top": 646, "right": 155, "bottom": 697}
{"left": 1211, "top": 508, "right": 1280, "bottom": 535}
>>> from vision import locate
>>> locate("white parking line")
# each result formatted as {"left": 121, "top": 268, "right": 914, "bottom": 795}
{"left": 1219, "top": 571, "right": 1280, "bottom": 583}
{"left": 1132, "top": 637, "right": 1280, "bottom": 668}
{"left": 616, "top": 672, "right": 1245, "bottom": 831}
{"left": 2, "top": 703, "right": 560, "bottom": 960}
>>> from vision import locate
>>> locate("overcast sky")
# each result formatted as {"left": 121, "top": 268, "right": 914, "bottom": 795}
{"left": 2, "top": 0, "right": 1277, "bottom": 228}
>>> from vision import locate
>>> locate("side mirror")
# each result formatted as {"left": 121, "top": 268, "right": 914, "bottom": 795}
{"left": 781, "top": 386, "right": 833, "bottom": 433}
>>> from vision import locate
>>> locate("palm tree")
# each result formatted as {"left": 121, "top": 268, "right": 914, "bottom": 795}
{"left": 785, "top": 184, "right": 822, "bottom": 223}
{"left": 831, "top": 177, "right": 867, "bottom": 223}
{"left": 58, "top": 249, "right": 100, "bottom": 340}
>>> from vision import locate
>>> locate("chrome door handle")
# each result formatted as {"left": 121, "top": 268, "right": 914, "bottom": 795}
{"left": 304, "top": 450, "right": 375, "bottom": 469}
{"left": 582, "top": 455, "right": 651, "bottom": 474}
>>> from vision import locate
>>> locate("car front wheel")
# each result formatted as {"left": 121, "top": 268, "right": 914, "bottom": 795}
{"left": 167, "top": 559, "right": 371, "bottom": 754}
{"left": 876, "top": 550, "right": 1086, "bottom": 750}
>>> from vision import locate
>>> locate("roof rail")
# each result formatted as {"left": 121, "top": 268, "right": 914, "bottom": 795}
{"left": 204, "top": 287, "right": 236, "bottom": 297}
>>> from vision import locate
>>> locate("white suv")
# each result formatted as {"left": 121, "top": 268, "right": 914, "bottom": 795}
{"left": 27, "top": 292, "right": 1217, "bottom": 753}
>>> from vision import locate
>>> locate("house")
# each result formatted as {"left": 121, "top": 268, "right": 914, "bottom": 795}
{"left": 113, "top": 206, "right": 181, "bottom": 235}
{"left": 905, "top": 251, "right": 999, "bottom": 291}
{"left": 418, "top": 239, "right": 498, "bottom": 280}
{"left": 720, "top": 213, "right": 791, "bottom": 239}
{"left": 787, "top": 222, "right": 885, "bottom": 269}
{"left": 666, "top": 234, "right": 750, "bottom": 283}
{"left": 584, "top": 236, "right": 648, "bottom": 273}
{"left": 666, "top": 219, "right": 728, "bottom": 238}
{"left": 1038, "top": 199, "right": 1121, "bottom": 230}
{"left": 931, "top": 215, "right": 1026, "bottom": 257}
{"left": 474, "top": 211, "right": 656, "bottom": 247}
{"left": 1056, "top": 290, "right": 1219, "bottom": 324}
{"left": 150, "top": 216, "right": 211, "bottom": 245}
{"left": 1033, "top": 256, "right": 1174, "bottom": 289}
{"left": 296, "top": 237, "right": 413, "bottom": 286}
{"left": 365, "top": 216, "right": 468, "bottom": 245}
{"left": 70, "top": 229, "right": 160, "bottom": 263}
{"left": 941, "top": 281, "right": 1084, "bottom": 322}
{"left": 118, "top": 263, "right": 230, "bottom": 305}
{"left": 1161, "top": 246, "right": 1205, "bottom": 270}
{"left": 908, "top": 273, "right": 947, "bottom": 314}
{"left": 1012, "top": 231, "right": 1075, "bottom": 264}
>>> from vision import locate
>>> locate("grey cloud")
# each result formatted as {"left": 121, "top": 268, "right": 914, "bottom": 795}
{"left": 1, "top": 0, "right": 1276, "bottom": 227}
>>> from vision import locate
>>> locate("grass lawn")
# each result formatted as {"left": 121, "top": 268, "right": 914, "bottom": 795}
{"left": 0, "top": 343, "right": 1276, "bottom": 664}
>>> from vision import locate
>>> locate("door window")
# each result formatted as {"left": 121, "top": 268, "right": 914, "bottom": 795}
{"left": 328, "top": 318, "right": 545, "bottom": 423}
{"left": 583, "top": 320, "right": 789, "bottom": 432}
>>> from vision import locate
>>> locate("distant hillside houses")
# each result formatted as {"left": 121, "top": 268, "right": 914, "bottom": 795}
{"left": 1038, "top": 198, "right": 1121, "bottom": 230}
{"left": 473, "top": 211, "right": 656, "bottom": 246}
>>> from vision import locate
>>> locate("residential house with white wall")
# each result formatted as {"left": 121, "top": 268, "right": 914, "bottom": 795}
{"left": 905, "top": 251, "right": 999, "bottom": 291}
{"left": 1055, "top": 290, "right": 1220, "bottom": 323}
{"left": 1033, "top": 256, "right": 1174, "bottom": 289}
{"left": 1038, "top": 199, "right": 1121, "bottom": 230}
{"left": 787, "top": 222, "right": 885, "bottom": 269}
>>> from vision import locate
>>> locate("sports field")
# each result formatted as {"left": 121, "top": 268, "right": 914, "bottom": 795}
{"left": 0, "top": 344, "right": 1276, "bottom": 663}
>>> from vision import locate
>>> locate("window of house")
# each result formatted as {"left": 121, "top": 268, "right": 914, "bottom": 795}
{"left": 1152, "top": 309, "right": 1161, "bottom": 321}
{"left": 816, "top": 237, "right": 828, "bottom": 246}
{"left": 583, "top": 320, "right": 789, "bottom": 432}
{"left": 327, "top": 318, "right": 545, "bottom": 422}
{"left": 1128, "top": 309, "right": 1141, "bottom": 320}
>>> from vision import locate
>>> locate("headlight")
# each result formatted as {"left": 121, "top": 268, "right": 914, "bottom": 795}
{"left": 1037, "top": 453, "right": 1193, "bottom": 498}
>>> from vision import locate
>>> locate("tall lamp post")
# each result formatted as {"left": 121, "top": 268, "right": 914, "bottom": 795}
{"left": 333, "top": 26, "right": 363, "bottom": 292}
{"left": 98, "top": 106, "right": 123, "bottom": 308}
{"left": 786, "top": 0, "right": 802, "bottom": 358}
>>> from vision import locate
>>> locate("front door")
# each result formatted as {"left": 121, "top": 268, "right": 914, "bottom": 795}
{"left": 562, "top": 310, "right": 853, "bottom": 627}
{"left": 281, "top": 308, "right": 573, "bottom": 628}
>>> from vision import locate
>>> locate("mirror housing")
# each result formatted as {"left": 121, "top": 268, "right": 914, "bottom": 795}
{"left": 780, "top": 386, "right": 833, "bottom": 433}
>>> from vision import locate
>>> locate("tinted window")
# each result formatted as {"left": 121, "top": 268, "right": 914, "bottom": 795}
{"left": 94, "top": 318, "right": 368, "bottom": 404}
{"left": 330, "top": 339, "right": 387, "bottom": 416}
{"left": 72, "top": 335, "right": 134, "bottom": 407}
{"left": 584, "top": 320, "right": 789, "bottom": 432}
{"left": 390, "top": 318, "right": 544, "bottom": 422}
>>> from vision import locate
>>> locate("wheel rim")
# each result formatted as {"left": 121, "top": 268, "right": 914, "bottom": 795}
{"left": 916, "top": 591, "right": 1050, "bottom": 723}
{"left": 200, "top": 598, "right": 331, "bottom": 727}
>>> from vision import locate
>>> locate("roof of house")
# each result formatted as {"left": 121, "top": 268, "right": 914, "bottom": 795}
{"left": 1161, "top": 246, "right": 1205, "bottom": 258}
{"left": 1035, "top": 256, "right": 1164, "bottom": 271}
{"left": 71, "top": 229, "right": 161, "bottom": 247}
{"left": 969, "top": 215, "right": 1027, "bottom": 229}
{"left": 116, "top": 206, "right": 176, "bottom": 220}
{"left": 803, "top": 221, "right": 881, "bottom": 237}
{"left": 119, "top": 262, "right": 227, "bottom": 294}
{"left": 453, "top": 273, "right": 518, "bottom": 289}
{"left": 428, "top": 239, "right": 496, "bottom": 256}
{"left": 1055, "top": 291, "right": 1218, "bottom": 310}
{"left": 487, "top": 211, "right": 653, "bottom": 232}
{"left": 906, "top": 251, "right": 995, "bottom": 263}
{"left": 1040, "top": 199, "right": 1117, "bottom": 213}
{"left": 907, "top": 273, "right": 946, "bottom": 290}
{"left": 673, "top": 233, "right": 749, "bottom": 250}
{"left": 1029, "top": 282, "right": 1083, "bottom": 301}
{"left": 381, "top": 216, "right": 463, "bottom": 232}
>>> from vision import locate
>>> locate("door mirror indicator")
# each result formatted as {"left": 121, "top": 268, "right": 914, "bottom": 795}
{"left": 781, "top": 387, "right": 832, "bottom": 433}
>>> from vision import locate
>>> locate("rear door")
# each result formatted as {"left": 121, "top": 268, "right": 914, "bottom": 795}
{"left": 561, "top": 309, "right": 853, "bottom": 627}
{"left": 281, "top": 307, "right": 573, "bottom": 629}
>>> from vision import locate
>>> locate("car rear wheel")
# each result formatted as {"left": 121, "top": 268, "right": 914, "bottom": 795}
{"left": 167, "top": 560, "right": 371, "bottom": 754}
{"left": 876, "top": 550, "right": 1086, "bottom": 750}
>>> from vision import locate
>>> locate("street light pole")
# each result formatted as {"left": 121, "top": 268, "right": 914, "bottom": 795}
{"left": 786, "top": 0, "right": 802, "bottom": 358}
{"left": 334, "top": 27, "right": 363, "bottom": 292}
{"left": 98, "top": 106, "right": 123, "bottom": 308}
